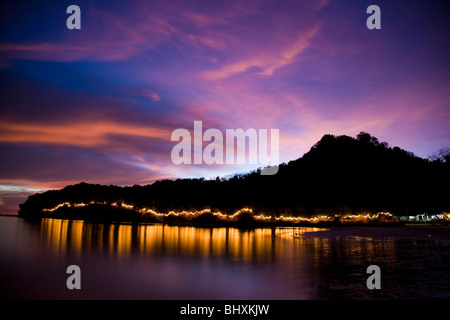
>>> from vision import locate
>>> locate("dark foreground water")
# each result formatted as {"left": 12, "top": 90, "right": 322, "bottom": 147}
{"left": 0, "top": 216, "right": 449, "bottom": 299}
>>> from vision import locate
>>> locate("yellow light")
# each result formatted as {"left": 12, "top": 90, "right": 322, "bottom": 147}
{"left": 41, "top": 201, "right": 394, "bottom": 224}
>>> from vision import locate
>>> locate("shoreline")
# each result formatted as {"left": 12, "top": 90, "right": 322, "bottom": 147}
{"left": 300, "top": 224, "right": 450, "bottom": 243}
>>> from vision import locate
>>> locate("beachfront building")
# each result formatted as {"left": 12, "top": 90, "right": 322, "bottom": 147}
{"left": 398, "top": 213, "right": 449, "bottom": 223}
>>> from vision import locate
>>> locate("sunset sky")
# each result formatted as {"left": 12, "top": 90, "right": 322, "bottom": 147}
{"left": 1, "top": 0, "right": 449, "bottom": 214}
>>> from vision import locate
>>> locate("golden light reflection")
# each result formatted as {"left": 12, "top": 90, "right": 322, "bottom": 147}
{"left": 70, "top": 220, "right": 84, "bottom": 255}
{"left": 40, "top": 218, "right": 67, "bottom": 255}
{"left": 38, "top": 219, "right": 397, "bottom": 270}
{"left": 117, "top": 224, "right": 132, "bottom": 256}
{"left": 40, "top": 218, "right": 84, "bottom": 256}
{"left": 39, "top": 219, "right": 330, "bottom": 261}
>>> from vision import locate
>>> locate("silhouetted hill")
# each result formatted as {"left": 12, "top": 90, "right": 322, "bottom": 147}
{"left": 18, "top": 132, "right": 449, "bottom": 220}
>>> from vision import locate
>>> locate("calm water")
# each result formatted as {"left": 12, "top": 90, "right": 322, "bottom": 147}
{"left": 0, "top": 216, "right": 449, "bottom": 299}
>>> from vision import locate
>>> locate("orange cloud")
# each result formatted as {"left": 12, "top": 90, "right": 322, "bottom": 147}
{"left": 0, "top": 120, "right": 172, "bottom": 149}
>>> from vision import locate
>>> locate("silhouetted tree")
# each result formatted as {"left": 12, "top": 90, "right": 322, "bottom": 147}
{"left": 428, "top": 146, "right": 450, "bottom": 163}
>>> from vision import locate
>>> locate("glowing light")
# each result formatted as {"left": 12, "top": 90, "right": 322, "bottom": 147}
{"left": 43, "top": 202, "right": 71, "bottom": 212}
{"left": 40, "top": 201, "right": 397, "bottom": 224}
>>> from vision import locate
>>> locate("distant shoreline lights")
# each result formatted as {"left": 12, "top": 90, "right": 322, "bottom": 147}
{"left": 42, "top": 201, "right": 397, "bottom": 224}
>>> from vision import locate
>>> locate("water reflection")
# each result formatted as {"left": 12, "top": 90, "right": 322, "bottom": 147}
{"left": 37, "top": 219, "right": 407, "bottom": 298}
{"left": 39, "top": 219, "right": 401, "bottom": 279}
{"left": 40, "top": 218, "right": 328, "bottom": 263}
{"left": 304, "top": 235, "right": 397, "bottom": 264}
{"left": 40, "top": 219, "right": 400, "bottom": 263}
{"left": 3, "top": 217, "right": 448, "bottom": 299}
{"left": 299, "top": 234, "right": 399, "bottom": 298}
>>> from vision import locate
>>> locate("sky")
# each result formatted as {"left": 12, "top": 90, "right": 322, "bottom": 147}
{"left": 1, "top": 0, "right": 449, "bottom": 214}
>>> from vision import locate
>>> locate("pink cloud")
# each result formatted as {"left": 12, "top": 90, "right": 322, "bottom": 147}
{"left": 201, "top": 25, "right": 320, "bottom": 80}
{"left": 143, "top": 90, "right": 162, "bottom": 102}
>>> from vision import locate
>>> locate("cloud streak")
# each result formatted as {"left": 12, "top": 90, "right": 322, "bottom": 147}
{"left": 0, "top": 120, "right": 171, "bottom": 149}
{"left": 203, "top": 25, "right": 320, "bottom": 80}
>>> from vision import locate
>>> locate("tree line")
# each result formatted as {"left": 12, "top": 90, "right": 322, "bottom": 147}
{"left": 19, "top": 132, "right": 449, "bottom": 219}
